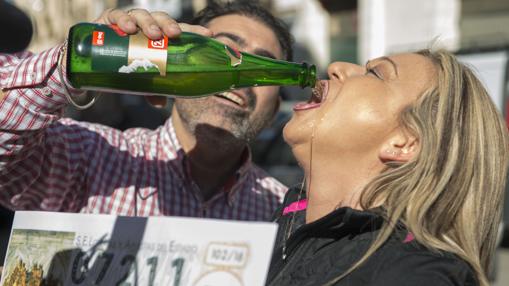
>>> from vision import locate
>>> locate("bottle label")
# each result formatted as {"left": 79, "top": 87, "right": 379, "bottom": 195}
{"left": 126, "top": 33, "right": 168, "bottom": 76}
{"left": 91, "top": 25, "right": 168, "bottom": 76}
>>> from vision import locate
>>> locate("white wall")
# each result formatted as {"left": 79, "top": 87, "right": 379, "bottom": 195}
{"left": 457, "top": 51, "right": 508, "bottom": 112}
{"left": 359, "top": 0, "right": 460, "bottom": 63}
{"left": 273, "top": 0, "right": 330, "bottom": 71}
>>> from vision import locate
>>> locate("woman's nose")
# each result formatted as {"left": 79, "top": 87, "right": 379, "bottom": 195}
{"left": 327, "top": 62, "right": 365, "bottom": 81}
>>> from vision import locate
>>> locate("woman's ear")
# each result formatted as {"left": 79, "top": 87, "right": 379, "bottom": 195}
{"left": 379, "top": 129, "right": 419, "bottom": 163}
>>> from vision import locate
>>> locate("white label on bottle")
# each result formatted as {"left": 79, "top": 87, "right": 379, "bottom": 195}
{"left": 124, "top": 33, "right": 168, "bottom": 76}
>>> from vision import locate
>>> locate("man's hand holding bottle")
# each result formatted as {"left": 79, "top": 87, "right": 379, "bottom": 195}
{"left": 93, "top": 8, "right": 212, "bottom": 40}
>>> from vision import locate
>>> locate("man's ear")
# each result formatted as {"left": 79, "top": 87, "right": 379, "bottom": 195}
{"left": 378, "top": 129, "right": 419, "bottom": 164}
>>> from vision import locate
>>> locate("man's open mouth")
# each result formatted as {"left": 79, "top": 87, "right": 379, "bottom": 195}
{"left": 293, "top": 80, "right": 328, "bottom": 111}
{"left": 215, "top": 91, "right": 246, "bottom": 107}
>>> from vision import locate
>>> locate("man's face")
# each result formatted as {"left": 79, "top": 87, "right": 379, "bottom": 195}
{"left": 174, "top": 14, "right": 284, "bottom": 142}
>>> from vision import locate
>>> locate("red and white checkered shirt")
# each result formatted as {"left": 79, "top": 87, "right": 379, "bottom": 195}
{"left": 0, "top": 46, "right": 287, "bottom": 221}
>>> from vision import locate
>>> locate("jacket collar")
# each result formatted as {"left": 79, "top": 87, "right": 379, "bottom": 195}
{"left": 280, "top": 187, "right": 385, "bottom": 239}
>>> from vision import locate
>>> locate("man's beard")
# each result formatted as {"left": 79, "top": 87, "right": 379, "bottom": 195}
{"left": 174, "top": 93, "right": 273, "bottom": 144}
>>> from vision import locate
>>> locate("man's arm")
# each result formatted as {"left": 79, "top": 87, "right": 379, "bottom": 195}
{"left": 0, "top": 46, "right": 92, "bottom": 210}
{"left": 0, "top": 8, "right": 212, "bottom": 212}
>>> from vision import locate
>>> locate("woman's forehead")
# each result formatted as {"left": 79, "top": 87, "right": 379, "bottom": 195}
{"left": 389, "top": 53, "right": 438, "bottom": 86}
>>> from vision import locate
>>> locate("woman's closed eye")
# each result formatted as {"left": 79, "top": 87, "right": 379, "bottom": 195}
{"left": 366, "top": 67, "right": 382, "bottom": 80}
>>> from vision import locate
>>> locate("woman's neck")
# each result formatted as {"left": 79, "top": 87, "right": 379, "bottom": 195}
{"left": 303, "top": 157, "right": 382, "bottom": 223}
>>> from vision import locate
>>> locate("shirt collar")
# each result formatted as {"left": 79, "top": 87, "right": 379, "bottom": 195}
{"left": 166, "top": 118, "right": 183, "bottom": 154}
{"left": 225, "top": 148, "right": 252, "bottom": 205}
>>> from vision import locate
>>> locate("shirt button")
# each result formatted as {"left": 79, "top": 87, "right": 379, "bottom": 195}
{"left": 42, "top": 87, "right": 52, "bottom": 97}
{"left": 29, "top": 72, "right": 37, "bottom": 81}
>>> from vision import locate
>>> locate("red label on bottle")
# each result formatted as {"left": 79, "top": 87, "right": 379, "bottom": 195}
{"left": 92, "top": 31, "right": 105, "bottom": 46}
{"left": 109, "top": 24, "right": 128, "bottom": 37}
{"left": 148, "top": 36, "right": 168, "bottom": 50}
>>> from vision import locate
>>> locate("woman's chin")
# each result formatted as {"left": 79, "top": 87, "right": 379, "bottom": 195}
{"left": 283, "top": 118, "right": 312, "bottom": 146}
{"left": 282, "top": 125, "right": 310, "bottom": 161}
{"left": 281, "top": 125, "right": 292, "bottom": 145}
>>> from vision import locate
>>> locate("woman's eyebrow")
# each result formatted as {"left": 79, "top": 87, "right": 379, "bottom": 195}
{"left": 379, "top": 56, "right": 399, "bottom": 76}
{"left": 366, "top": 57, "right": 399, "bottom": 76}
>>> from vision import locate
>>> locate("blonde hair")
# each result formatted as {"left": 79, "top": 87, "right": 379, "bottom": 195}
{"left": 327, "top": 49, "right": 509, "bottom": 286}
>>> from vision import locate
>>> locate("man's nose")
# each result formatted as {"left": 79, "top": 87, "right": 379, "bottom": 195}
{"left": 327, "top": 62, "right": 365, "bottom": 81}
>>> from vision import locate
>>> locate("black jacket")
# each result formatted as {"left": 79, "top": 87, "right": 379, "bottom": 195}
{"left": 266, "top": 187, "right": 478, "bottom": 286}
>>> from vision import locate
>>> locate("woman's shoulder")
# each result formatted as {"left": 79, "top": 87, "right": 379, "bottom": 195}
{"left": 368, "top": 235, "right": 478, "bottom": 286}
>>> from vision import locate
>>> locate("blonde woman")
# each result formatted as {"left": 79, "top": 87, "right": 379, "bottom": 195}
{"left": 266, "top": 50, "right": 509, "bottom": 286}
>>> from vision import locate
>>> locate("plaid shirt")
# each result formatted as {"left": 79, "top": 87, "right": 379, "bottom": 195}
{"left": 0, "top": 46, "right": 287, "bottom": 221}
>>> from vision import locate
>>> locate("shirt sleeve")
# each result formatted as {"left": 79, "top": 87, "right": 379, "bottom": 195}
{"left": 0, "top": 46, "right": 94, "bottom": 211}
{"left": 372, "top": 252, "right": 479, "bottom": 286}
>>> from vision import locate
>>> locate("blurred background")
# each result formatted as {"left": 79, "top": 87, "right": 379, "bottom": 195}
{"left": 1, "top": 0, "right": 509, "bottom": 284}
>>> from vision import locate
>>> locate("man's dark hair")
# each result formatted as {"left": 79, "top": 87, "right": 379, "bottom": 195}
{"left": 191, "top": 0, "right": 293, "bottom": 61}
{"left": 0, "top": 0, "right": 33, "bottom": 53}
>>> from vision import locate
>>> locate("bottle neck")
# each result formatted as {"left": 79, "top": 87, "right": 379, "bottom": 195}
{"left": 301, "top": 63, "right": 316, "bottom": 88}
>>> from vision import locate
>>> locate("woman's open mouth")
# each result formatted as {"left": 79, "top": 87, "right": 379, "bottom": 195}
{"left": 293, "top": 80, "right": 329, "bottom": 111}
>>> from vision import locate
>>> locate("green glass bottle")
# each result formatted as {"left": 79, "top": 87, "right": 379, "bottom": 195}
{"left": 66, "top": 22, "right": 316, "bottom": 97}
